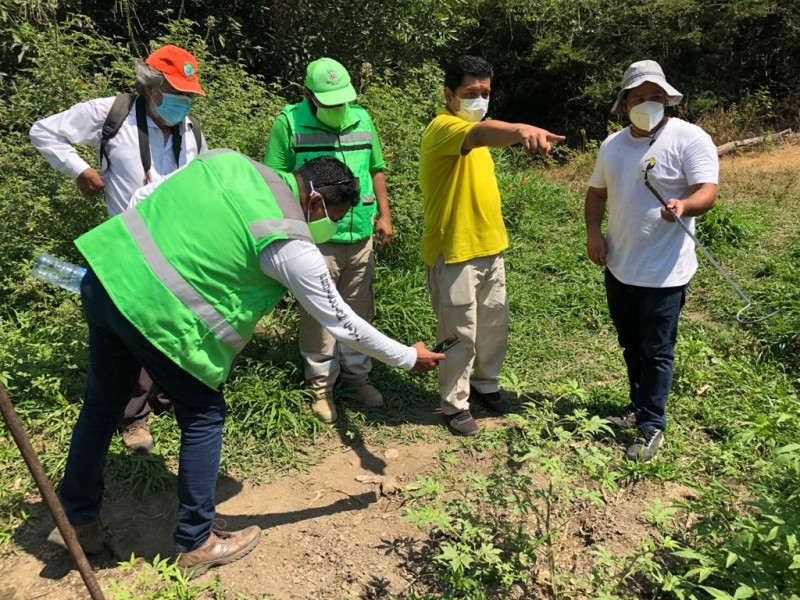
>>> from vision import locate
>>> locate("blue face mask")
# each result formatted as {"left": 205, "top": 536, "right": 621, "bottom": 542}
{"left": 306, "top": 181, "right": 339, "bottom": 244}
{"left": 154, "top": 91, "right": 192, "bottom": 125}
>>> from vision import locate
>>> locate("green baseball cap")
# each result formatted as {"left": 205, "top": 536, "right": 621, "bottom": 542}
{"left": 305, "top": 57, "right": 356, "bottom": 106}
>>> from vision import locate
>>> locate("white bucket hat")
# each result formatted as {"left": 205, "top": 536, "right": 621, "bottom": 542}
{"left": 610, "top": 59, "right": 683, "bottom": 115}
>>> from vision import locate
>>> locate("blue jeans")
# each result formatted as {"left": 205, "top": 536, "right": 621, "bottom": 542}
{"left": 60, "top": 269, "right": 226, "bottom": 552}
{"left": 605, "top": 269, "right": 686, "bottom": 431}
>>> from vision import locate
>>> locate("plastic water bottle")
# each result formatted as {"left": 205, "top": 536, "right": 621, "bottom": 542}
{"left": 31, "top": 253, "right": 87, "bottom": 294}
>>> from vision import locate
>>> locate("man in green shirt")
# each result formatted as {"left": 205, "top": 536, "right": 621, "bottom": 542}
{"left": 265, "top": 57, "right": 393, "bottom": 422}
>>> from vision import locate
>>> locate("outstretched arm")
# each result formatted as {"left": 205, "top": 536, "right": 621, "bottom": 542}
{"left": 463, "top": 120, "right": 565, "bottom": 156}
{"left": 260, "top": 240, "right": 444, "bottom": 372}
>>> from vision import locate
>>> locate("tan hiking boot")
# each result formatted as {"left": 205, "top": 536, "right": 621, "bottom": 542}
{"left": 122, "top": 425, "right": 154, "bottom": 455}
{"left": 351, "top": 381, "right": 384, "bottom": 407}
{"left": 311, "top": 393, "right": 337, "bottom": 423}
{"left": 47, "top": 519, "right": 105, "bottom": 555}
{"left": 177, "top": 525, "right": 262, "bottom": 577}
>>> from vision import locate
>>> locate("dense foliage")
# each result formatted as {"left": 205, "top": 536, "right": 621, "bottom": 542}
{"left": 2, "top": 0, "right": 800, "bottom": 140}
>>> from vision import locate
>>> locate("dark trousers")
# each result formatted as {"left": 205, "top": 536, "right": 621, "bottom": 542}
{"left": 605, "top": 269, "right": 686, "bottom": 431}
{"left": 120, "top": 369, "right": 173, "bottom": 431}
{"left": 60, "top": 269, "right": 225, "bottom": 552}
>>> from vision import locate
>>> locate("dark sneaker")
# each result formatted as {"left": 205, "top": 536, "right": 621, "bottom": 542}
{"left": 470, "top": 386, "right": 511, "bottom": 415}
{"left": 177, "top": 525, "right": 262, "bottom": 577}
{"left": 606, "top": 404, "right": 638, "bottom": 429}
{"left": 625, "top": 428, "right": 664, "bottom": 462}
{"left": 47, "top": 519, "right": 105, "bottom": 555}
{"left": 444, "top": 410, "right": 480, "bottom": 436}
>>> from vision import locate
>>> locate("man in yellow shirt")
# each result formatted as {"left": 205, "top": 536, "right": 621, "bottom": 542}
{"left": 419, "top": 55, "right": 564, "bottom": 435}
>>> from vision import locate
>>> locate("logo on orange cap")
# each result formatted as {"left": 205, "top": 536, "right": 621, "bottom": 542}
{"left": 145, "top": 45, "right": 205, "bottom": 96}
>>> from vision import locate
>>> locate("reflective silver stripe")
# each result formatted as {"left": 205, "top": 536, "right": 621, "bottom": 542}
{"left": 293, "top": 131, "right": 373, "bottom": 146}
{"left": 249, "top": 218, "right": 312, "bottom": 241}
{"left": 240, "top": 155, "right": 304, "bottom": 220}
{"left": 121, "top": 209, "right": 248, "bottom": 352}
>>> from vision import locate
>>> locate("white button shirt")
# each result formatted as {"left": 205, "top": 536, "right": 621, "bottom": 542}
{"left": 30, "top": 96, "right": 207, "bottom": 216}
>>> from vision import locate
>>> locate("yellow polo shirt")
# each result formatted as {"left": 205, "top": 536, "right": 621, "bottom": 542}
{"left": 419, "top": 109, "right": 507, "bottom": 266}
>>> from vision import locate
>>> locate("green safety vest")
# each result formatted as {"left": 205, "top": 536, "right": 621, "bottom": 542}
{"left": 281, "top": 101, "right": 377, "bottom": 243}
{"left": 75, "top": 149, "right": 312, "bottom": 389}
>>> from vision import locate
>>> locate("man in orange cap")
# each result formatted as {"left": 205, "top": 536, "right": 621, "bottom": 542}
{"left": 30, "top": 44, "right": 208, "bottom": 454}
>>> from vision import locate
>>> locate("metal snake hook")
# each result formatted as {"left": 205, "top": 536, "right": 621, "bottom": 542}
{"left": 643, "top": 157, "right": 778, "bottom": 323}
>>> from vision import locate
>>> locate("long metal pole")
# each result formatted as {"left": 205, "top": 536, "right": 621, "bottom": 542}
{"left": 0, "top": 382, "right": 106, "bottom": 600}
{"left": 643, "top": 157, "right": 776, "bottom": 323}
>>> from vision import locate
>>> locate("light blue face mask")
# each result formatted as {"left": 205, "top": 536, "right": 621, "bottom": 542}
{"left": 155, "top": 91, "right": 192, "bottom": 125}
{"left": 306, "top": 181, "right": 339, "bottom": 244}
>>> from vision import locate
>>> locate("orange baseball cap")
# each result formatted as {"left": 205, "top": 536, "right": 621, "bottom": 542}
{"left": 145, "top": 45, "right": 205, "bottom": 96}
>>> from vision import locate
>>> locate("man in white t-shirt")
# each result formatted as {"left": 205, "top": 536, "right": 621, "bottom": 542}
{"left": 584, "top": 60, "right": 719, "bottom": 461}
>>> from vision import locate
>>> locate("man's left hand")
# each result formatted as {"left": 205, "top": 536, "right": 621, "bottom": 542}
{"left": 661, "top": 199, "right": 684, "bottom": 222}
{"left": 374, "top": 216, "right": 393, "bottom": 251}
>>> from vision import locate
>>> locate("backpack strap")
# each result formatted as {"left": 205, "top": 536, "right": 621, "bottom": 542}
{"left": 134, "top": 95, "right": 151, "bottom": 179}
{"left": 100, "top": 93, "right": 136, "bottom": 171}
{"left": 171, "top": 124, "right": 182, "bottom": 166}
{"left": 168, "top": 117, "right": 203, "bottom": 168}
{"left": 188, "top": 116, "right": 203, "bottom": 153}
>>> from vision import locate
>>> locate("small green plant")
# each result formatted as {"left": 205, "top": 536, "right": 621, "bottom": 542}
{"left": 106, "top": 554, "right": 219, "bottom": 599}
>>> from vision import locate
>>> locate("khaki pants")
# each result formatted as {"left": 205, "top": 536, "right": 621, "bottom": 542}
{"left": 427, "top": 254, "right": 509, "bottom": 415}
{"left": 299, "top": 237, "right": 375, "bottom": 394}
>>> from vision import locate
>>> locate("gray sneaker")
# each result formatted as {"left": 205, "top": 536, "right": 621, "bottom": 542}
{"left": 625, "top": 428, "right": 664, "bottom": 462}
{"left": 444, "top": 410, "right": 479, "bottom": 436}
{"left": 606, "top": 404, "right": 638, "bottom": 429}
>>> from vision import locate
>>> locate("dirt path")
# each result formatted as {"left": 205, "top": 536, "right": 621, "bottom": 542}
{"left": 0, "top": 437, "right": 445, "bottom": 600}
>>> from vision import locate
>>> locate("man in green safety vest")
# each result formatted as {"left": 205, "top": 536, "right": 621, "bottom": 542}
{"left": 48, "top": 150, "right": 443, "bottom": 576}
{"left": 265, "top": 57, "right": 392, "bottom": 423}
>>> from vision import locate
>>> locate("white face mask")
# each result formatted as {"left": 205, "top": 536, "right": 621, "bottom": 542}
{"left": 628, "top": 101, "right": 665, "bottom": 133}
{"left": 454, "top": 96, "right": 489, "bottom": 122}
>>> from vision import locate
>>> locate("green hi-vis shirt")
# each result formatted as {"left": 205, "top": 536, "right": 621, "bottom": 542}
{"left": 264, "top": 99, "right": 384, "bottom": 243}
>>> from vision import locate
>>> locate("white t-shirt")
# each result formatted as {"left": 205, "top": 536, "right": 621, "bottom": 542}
{"left": 30, "top": 96, "right": 207, "bottom": 217}
{"left": 588, "top": 118, "right": 719, "bottom": 287}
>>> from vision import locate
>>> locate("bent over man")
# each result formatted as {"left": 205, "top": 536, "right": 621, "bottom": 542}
{"left": 49, "top": 151, "right": 443, "bottom": 575}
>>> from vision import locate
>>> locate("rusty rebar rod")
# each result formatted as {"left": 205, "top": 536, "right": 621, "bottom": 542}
{"left": 0, "top": 382, "right": 106, "bottom": 600}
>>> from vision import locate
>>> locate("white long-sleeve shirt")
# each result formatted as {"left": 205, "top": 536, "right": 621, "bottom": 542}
{"left": 262, "top": 239, "right": 417, "bottom": 369}
{"left": 29, "top": 96, "right": 207, "bottom": 216}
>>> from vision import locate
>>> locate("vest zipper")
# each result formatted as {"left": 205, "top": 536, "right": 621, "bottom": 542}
{"left": 336, "top": 131, "right": 355, "bottom": 240}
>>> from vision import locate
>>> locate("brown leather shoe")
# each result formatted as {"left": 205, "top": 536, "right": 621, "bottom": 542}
{"left": 47, "top": 519, "right": 105, "bottom": 555}
{"left": 177, "top": 526, "right": 261, "bottom": 577}
{"left": 121, "top": 425, "right": 154, "bottom": 455}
